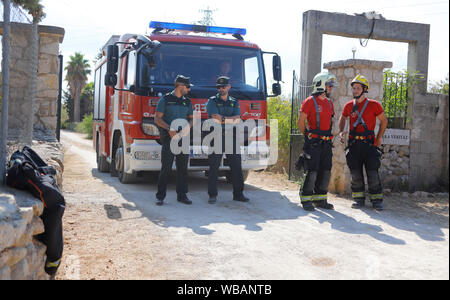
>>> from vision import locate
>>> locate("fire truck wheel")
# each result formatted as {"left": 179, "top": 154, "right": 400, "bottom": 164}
{"left": 225, "top": 170, "right": 249, "bottom": 183}
{"left": 96, "top": 140, "right": 110, "bottom": 173}
{"left": 116, "top": 138, "right": 136, "bottom": 184}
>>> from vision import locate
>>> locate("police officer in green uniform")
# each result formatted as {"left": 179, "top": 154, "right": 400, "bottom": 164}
{"left": 206, "top": 76, "right": 249, "bottom": 204}
{"left": 155, "top": 75, "right": 194, "bottom": 206}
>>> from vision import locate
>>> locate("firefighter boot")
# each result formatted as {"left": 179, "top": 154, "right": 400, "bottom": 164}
{"left": 371, "top": 200, "right": 384, "bottom": 211}
{"left": 302, "top": 201, "right": 315, "bottom": 211}
{"left": 351, "top": 198, "right": 365, "bottom": 209}
{"left": 314, "top": 200, "right": 334, "bottom": 210}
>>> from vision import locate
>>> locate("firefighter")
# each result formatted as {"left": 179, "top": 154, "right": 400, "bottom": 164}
{"left": 154, "top": 75, "right": 194, "bottom": 206}
{"left": 338, "top": 75, "right": 388, "bottom": 211}
{"left": 298, "top": 71, "right": 337, "bottom": 211}
{"left": 206, "top": 76, "right": 249, "bottom": 204}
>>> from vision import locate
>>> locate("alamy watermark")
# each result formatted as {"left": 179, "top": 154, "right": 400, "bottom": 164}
{"left": 167, "top": 117, "right": 279, "bottom": 165}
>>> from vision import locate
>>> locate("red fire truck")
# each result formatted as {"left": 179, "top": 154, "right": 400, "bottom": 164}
{"left": 93, "top": 22, "right": 282, "bottom": 183}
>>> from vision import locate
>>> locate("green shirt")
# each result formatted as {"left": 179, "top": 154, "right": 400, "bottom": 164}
{"left": 206, "top": 94, "right": 241, "bottom": 118}
{"left": 156, "top": 91, "right": 193, "bottom": 128}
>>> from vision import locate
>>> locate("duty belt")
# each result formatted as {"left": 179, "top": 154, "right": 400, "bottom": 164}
{"left": 307, "top": 132, "right": 333, "bottom": 141}
{"left": 350, "top": 135, "right": 373, "bottom": 141}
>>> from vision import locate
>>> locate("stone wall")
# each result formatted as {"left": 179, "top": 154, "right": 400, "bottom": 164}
{"left": 324, "top": 59, "right": 393, "bottom": 194}
{"left": 0, "top": 22, "right": 65, "bottom": 143}
{"left": 0, "top": 142, "right": 64, "bottom": 280}
{"left": 380, "top": 145, "right": 410, "bottom": 191}
{"left": 0, "top": 189, "right": 48, "bottom": 280}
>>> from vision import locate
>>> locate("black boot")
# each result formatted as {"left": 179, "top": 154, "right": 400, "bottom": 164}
{"left": 302, "top": 201, "right": 315, "bottom": 211}
{"left": 177, "top": 195, "right": 192, "bottom": 205}
{"left": 233, "top": 194, "right": 249, "bottom": 202}
{"left": 372, "top": 200, "right": 384, "bottom": 211}
{"left": 314, "top": 200, "right": 334, "bottom": 210}
{"left": 351, "top": 199, "right": 365, "bottom": 209}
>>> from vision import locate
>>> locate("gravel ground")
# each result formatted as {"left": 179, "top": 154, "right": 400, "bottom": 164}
{"left": 55, "top": 130, "right": 449, "bottom": 280}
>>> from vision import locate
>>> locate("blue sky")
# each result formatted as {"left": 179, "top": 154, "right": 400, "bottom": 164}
{"left": 33, "top": 0, "right": 450, "bottom": 95}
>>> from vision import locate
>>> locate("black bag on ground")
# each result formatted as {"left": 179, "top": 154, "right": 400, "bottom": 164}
{"left": 6, "top": 146, "right": 65, "bottom": 276}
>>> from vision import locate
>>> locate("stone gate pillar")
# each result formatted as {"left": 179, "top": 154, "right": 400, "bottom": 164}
{"left": 1, "top": 22, "right": 64, "bottom": 143}
{"left": 324, "top": 59, "right": 392, "bottom": 195}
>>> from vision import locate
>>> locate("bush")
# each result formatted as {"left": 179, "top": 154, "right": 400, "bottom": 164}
{"left": 75, "top": 114, "right": 93, "bottom": 139}
{"left": 267, "top": 96, "right": 292, "bottom": 173}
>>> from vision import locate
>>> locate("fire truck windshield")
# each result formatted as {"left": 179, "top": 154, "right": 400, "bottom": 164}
{"left": 138, "top": 43, "right": 266, "bottom": 99}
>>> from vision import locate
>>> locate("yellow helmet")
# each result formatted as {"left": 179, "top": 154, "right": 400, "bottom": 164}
{"left": 351, "top": 75, "right": 370, "bottom": 92}
{"left": 312, "top": 71, "right": 338, "bottom": 94}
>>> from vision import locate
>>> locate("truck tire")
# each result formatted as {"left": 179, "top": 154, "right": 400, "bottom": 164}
{"left": 115, "top": 138, "right": 136, "bottom": 184}
{"left": 96, "top": 139, "right": 110, "bottom": 173}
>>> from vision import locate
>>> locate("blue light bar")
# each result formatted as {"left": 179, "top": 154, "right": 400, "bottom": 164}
{"left": 150, "top": 21, "right": 246, "bottom": 36}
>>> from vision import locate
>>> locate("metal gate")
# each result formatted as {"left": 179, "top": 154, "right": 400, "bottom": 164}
{"left": 382, "top": 71, "right": 410, "bottom": 129}
{"left": 288, "top": 71, "right": 312, "bottom": 181}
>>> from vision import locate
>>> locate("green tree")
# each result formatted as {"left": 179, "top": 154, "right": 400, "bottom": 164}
{"left": 62, "top": 89, "right": 73, "bottom": 122}
{"left": 429, "top": 74, "right": 449, "bottom": 95}
{"left": 267, "top": 96, "right": 292, "bottom": 173}
{"left": 65, "top": 52, "right": 91, "bottom": 122}
{"left": 382, "top": 70, "right": 422, "bottom": 128}
{"left": 80, "top": 82, "right": 94, "bottom": 118}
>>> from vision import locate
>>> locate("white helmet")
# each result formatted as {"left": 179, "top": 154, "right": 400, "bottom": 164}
{"left": 312, "top": 72, "right": 338, "bottom": 94}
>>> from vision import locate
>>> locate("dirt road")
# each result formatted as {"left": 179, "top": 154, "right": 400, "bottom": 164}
{"left": 56, "top": 130, "right": 449, "bottom": 280}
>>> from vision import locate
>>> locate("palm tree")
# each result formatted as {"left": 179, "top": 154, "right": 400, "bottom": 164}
{"left": 65, "top": 53, "right": 91, "bottom": 122}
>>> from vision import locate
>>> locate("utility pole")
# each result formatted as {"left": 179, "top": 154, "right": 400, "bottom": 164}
{"left": 198, "top": 6, "right": 217, "bottom": 26}
{"left": 1, "top": 0, "right": 11, "bottom": 185}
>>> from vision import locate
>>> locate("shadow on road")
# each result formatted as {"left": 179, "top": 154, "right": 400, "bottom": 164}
{"left": 92, "top": 168, "right": 307, "bottom": 236}
{"left": 87, "top": 167, "right": 448, "bottom": 246}
{"left": 361, "top": 200, "right": 448, "bottom": 242}
{"left": 310, "top": 209, "right": 406, "bottom": 245}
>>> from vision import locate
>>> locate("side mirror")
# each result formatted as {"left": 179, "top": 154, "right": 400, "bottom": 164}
{"left": 106, "top": 45, "right": 119, "bottom": 74}
{"left": 105, "top": 73, "right": 117, "bottom": 87}
{"left": 272, "top": 83, "right": 281, "bottom": 96}
{"left": 273, "top": 55, "right": 282, "bottom": 82}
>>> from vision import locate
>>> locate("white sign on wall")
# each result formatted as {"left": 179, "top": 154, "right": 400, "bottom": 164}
{"left": 382, "top": 129, "right": 410, "bottom": 146}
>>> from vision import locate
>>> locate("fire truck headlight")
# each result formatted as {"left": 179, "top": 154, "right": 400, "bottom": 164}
{"left": 142, "top": 119, "right": 160, "bottom": 137}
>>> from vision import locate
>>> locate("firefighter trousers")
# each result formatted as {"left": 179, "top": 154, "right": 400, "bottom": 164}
{"left": 300, "top": 139, "right": 332, "bottom": 203}
{"left": 346, "top": 141, "right": 383, "bottom": 202}
{"left": 156, "top": 132, "right": 189, "bottom": 200}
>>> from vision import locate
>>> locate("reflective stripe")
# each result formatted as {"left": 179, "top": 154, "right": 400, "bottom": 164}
{"left": 46, "top": 259, "right": 61, "bottom": 268}
{"left": 301, "top": 195, "right": 314, "bottom": 203}
{"left": 369, "top": 194, "right": 383, "bottom": 200}
{"left": 313, "top": 194, "right": 328, "bottom": 201}
{"left": 352, "top": 192, "right": 365, "bottom": 199}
